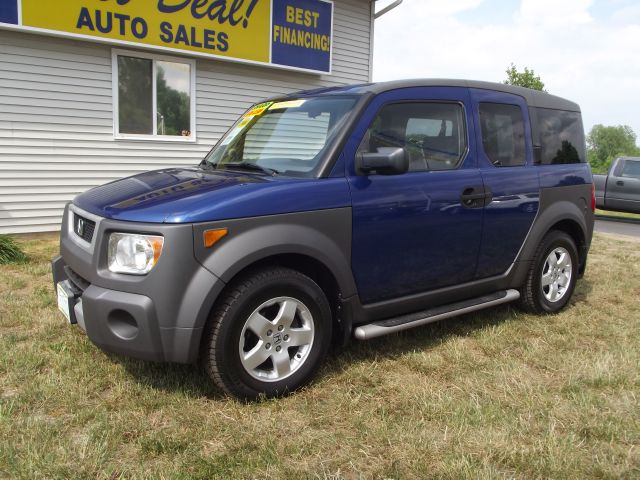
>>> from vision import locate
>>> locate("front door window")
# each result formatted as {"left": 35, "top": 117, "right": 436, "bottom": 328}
{"left": 357, "top": 102, "right": 467, "bottom": 172}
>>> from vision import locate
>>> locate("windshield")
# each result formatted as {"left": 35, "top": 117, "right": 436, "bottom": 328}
{"left": 203, "top": 96, "right": 358, "bottom": 177}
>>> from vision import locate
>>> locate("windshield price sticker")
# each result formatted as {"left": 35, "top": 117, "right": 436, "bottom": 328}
{"left": 269, "top": 99, "right": 306, "bottom": 110}
{"left": 243, "top": 102, "right": 274, "bottom": 118}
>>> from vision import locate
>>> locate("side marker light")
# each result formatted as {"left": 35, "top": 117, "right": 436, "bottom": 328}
{"left": 203, "top": 228, "right": 228, "bottom": 248}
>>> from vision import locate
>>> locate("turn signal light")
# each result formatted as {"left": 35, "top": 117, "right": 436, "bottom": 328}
{"left": 203, "top": 228, "right": 228, "bottom": 248}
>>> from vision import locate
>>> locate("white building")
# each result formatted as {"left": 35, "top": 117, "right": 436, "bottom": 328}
{"left": 0, "top": 0, "right": 375, "bottom": 233}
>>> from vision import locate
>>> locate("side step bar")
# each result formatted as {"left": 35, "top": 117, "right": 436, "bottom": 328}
{"left": 354, "top": 289, "right": 520, "bottom": 340}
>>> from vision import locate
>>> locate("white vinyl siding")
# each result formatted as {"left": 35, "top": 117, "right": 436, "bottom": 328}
{"left": 0, "top": 0, "right": 373, "bottom": 233}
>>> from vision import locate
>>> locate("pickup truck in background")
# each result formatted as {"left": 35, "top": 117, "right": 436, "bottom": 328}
{"left": 594, "top": 157, "right": 640, "bottom": 214}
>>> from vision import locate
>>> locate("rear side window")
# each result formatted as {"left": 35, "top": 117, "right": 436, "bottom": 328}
{"left": 621, "top": 159, "right": 640, "bottom": 178}
{"left": 479, "top": 103, "right": 526, "bottom": 167}
{"left": 536, "top": 108, "right": 585, "bottom": 164}
{"left": 358, "top": 102, "right": 467, "bottom": 172}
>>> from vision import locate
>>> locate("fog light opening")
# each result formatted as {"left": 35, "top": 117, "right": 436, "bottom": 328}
{"left": 107, "top": 309, "right": 139, "bottom": 340}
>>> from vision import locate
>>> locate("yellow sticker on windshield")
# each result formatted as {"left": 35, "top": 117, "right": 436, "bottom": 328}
{"left": 269, "top": 99, "right": 306, "bottom": 110}
{"left": 243, "top": 101, "right": 273, "bottom": 118}
{"left": 237, "top": 117, "right": 252, "bottom": 128}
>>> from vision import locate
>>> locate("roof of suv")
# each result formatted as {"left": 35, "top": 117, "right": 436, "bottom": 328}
{"left": 289, "top": 79, "right": 580, "bottom": 112}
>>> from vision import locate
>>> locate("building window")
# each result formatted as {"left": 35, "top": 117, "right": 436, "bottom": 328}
{"left": 112, "top": 50, "right": 195, "bottom": 141}
{"left": 479, "top": 103, "right": 526, "bottom": 167}
{"left": 358, "top": 102, "right": 467, "bottom": 172}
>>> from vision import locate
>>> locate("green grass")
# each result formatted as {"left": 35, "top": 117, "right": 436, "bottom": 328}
{"left": 1, "top": 233, "right": 639, "bottom": 479}
{"left": 596, "top": 208, "right": 640, "bottom": 221}
{"left": 0, "top": 234, "right": 27, "bottom": 264}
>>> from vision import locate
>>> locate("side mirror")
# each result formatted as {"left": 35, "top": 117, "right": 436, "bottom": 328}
{"left": 357, "top": 147, "right": 409, "bottom": 175}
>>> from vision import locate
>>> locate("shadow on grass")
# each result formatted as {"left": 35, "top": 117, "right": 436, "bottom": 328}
{"left": 571, "top": 274, "right": 593, "bottom": 304}
{"left": 327, "top": 277, "right": 594, "bottom": 380}
{"left": 111, "top": 278, "right": 594, "bottom": 400}
{"left": 112, "top": 356, "right": 226, "bottom": 400}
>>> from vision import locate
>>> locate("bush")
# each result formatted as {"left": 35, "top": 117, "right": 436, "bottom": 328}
{"left": 0, "top": 234, "right": 27, "bottom": 264}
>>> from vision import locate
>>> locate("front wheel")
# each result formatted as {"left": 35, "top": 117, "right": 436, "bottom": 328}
{"left": 202, "top": 267, "right": 332, "bottom": 400}
{"left": 519, "top": 230, "right": 579, "bottom": 314}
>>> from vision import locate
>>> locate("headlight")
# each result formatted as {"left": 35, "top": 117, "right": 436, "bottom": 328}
{"left": 107, "top": 233, "right": 164, "bottom": 275}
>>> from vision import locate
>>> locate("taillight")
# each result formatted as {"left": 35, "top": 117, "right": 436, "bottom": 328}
{"left": 591, "top": 183, "right": 596, "bottom": 212}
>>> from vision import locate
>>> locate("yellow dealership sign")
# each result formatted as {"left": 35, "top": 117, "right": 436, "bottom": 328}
{"left": 1, "top": 0, "right": 334, "bottom": 73}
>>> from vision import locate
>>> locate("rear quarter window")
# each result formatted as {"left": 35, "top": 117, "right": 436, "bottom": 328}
{"left": 535, "top": 108, "right": 586, "bottom": 164}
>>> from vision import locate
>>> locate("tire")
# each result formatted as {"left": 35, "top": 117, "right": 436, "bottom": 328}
{"left": 519, "top": 230, "right": 579, "bottom": 314}
{"left": 202, "top": 267, "right": 332, "bottom": 400}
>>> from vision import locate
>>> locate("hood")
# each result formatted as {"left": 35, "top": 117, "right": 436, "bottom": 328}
{"left": 73, "top": 167, "right": 350, "bottom": 223}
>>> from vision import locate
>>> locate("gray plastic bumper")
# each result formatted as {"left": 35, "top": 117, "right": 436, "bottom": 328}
{"left": 51, "top": 254, "right": 212, "bottom": 364}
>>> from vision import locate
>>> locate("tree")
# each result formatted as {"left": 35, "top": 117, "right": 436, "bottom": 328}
{"left": 587, "top": 124, "right": 640, "bottom": 173}
{"left": 118, "top": 56, "right": 153, "bottom": 134}
{"left": 504, "top": 63, "right": 546, "bottom": 92}
{"left": 156, "top": 66, "right": 190, "bottom": 136}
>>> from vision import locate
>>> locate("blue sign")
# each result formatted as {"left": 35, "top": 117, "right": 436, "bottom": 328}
{"left": 271, "top": 0, "right": 333, "bottom": 73}
{"left": 0, "top": 0, "right": 18, "bottom": 25}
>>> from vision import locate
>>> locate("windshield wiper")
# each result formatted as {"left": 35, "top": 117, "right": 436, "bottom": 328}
{"left": 223, "top": 162, "right": 279, "bottom": 176}
{"left": 199, "top": 160, "right": 215, "bottom": 171}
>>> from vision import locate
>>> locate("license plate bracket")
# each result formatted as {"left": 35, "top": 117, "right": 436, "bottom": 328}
{"left": 57, "top": 281, "right": 79, "bottom": 324}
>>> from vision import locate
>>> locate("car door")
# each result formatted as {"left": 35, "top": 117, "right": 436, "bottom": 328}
{"left": 345, "top": 87, "right": 484, "bottom": 304}
{"left": 469, "top": 89, "right": 540, "bottom": 279}
{"left": 606, "top": 158, "right": 640, "bottom": 212}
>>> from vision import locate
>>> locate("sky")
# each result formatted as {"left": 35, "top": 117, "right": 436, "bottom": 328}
{"left": 158, "top": 61, "right": 191, "bottom": 95}
{"left": 372, "top": 0, "right": 640, "bottom": 141}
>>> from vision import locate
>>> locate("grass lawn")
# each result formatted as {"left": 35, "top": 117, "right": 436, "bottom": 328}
{"left": 1, "top": 233, "right": 639, "bottom": 479}
{"left": 596, "top": 209, "right": 640, "bottom": 221}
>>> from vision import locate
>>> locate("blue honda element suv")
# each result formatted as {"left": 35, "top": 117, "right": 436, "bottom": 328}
{"left": 53, "top": 80, "right": 595, "bottom": 399}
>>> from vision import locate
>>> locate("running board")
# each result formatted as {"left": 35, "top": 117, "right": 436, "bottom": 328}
{"left": 354, "top": 289, "right": 520, "bottom": 340}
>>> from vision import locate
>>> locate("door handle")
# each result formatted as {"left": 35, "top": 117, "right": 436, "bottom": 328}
{"left": 616, "top": 180, "right": 624, "bottom": 186}
{"left": 461, "top": 191, "right": 486, "bottom": 201}
{"left": 461, "top": 186, "right": 489, "bottom": 208}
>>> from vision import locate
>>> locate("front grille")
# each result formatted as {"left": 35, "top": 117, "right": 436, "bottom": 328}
{"left": 64, "top": 266, "right": 90, "bottom": 293}
{"left": 73, "top": 213, "right": 96, "bottom": 243}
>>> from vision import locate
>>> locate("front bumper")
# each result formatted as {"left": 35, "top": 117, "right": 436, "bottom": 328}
{"left": 52, "top": 205, "right": 226, "bottom": 363}
{"left": 53, "top": 259, "right": 167, "bottom": 361}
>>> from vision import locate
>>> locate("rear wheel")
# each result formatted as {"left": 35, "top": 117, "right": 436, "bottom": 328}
{"left": 202, "top": 267, "right": 332, "bottom": 400}
{"left": 519, "top": 230, "right": 578, "bottom": 314}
